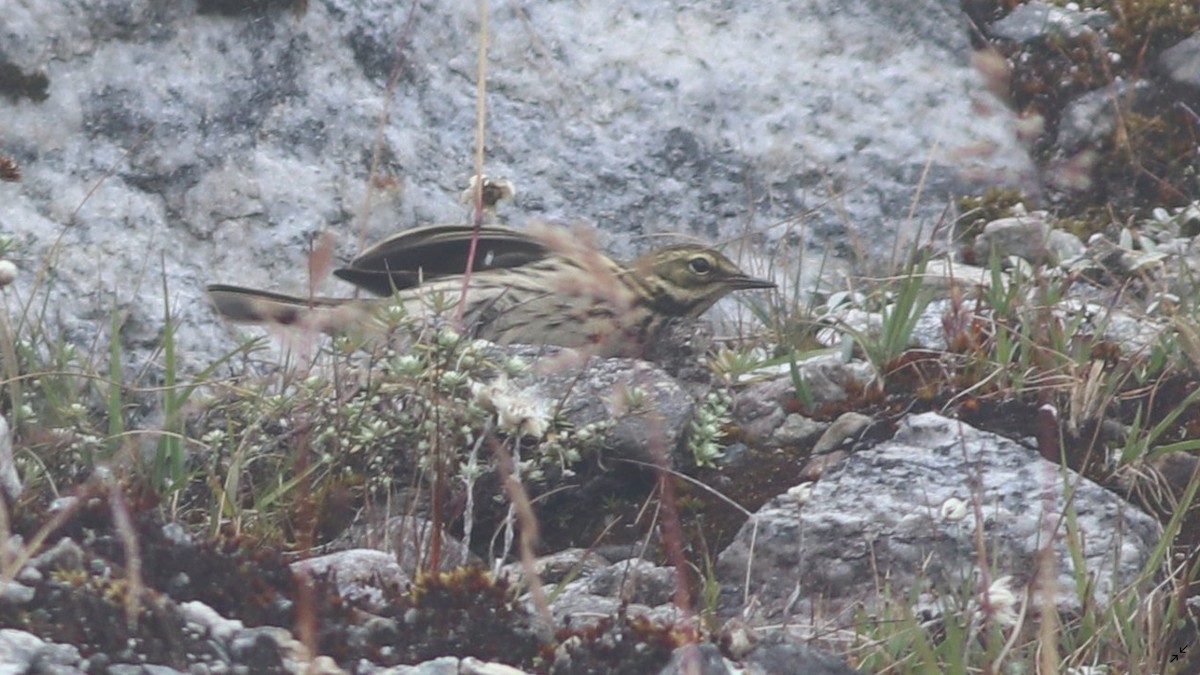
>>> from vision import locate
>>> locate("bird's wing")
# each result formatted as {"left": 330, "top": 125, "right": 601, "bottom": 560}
{"left": 334, "top": 225, "right": 552, "bottom": 296}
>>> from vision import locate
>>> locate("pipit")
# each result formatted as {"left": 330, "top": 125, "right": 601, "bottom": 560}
{"left": 207, "top": 224, "right": 774, "bottom": 358}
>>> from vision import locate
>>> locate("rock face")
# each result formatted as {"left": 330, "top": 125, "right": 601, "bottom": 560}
{"left": 0, "top": 0, "right": 1031, "bottom": 368}
{"left": 715, "top": 412, "right": 1161, "bottom": 626}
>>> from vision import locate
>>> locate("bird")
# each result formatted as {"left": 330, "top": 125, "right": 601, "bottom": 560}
{"left": 206, "top": 224, "right": 774, "bottom": 358}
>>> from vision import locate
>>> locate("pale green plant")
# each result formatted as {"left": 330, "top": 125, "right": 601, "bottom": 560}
{"left": 688, "top": 389, "right": 733, "bottom": 468}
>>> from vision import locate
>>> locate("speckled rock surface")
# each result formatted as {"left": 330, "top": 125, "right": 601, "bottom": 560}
{"left": 0, "top": 0, "right": 1032, "bottom": 370}
{"left": 715, "top": 412, "right": 1161, "bottom": 627}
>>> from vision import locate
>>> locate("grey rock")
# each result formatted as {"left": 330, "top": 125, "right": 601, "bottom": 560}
{"left": 1055, "top": 299, "right": 1166, "bottom": 355}
{"left": 643, "top": 319, "right": 718, "bottom": 393}
{"left": 1067, "top": 224, "right": 1180, "bottom": 289}
{"left": 734, "top": 358, "right": 874, "bottom": 440}
{"left": 107, "top": 666, "right": 186, "bottom": 675}
{"left": 369, "top": 657, "right": 462, "bottom": 675}
{"left": 1046, "top": 229, "right": 1087, "bottom": 263}
{"left": 909, "top": 296, "right": 956, "bottom": 352}
{"left": 544, "top": 588, "right": 656, "bottom": 629}
{"left": 656, "top": 643, "right": 731, "bottom": 675}
{"left": 227, "top": 627, "right": 290, "bottom": 672}
{"left": 972, "top": 213, "right": 1085, "bottom": 266}
{"left": 1056, "top": 79, "right": 1151, "bottom": 154}
{"left": 161, "top": 522, "right": 194, "bottom": 546}
{"left": 734, "top": 357, "right": 868, "bottom": 415}
{"left": 741, "top": 633, "right": 862, "bottom": 675}
{"left": 27, "top": 538, "right": 85, "bottom": 573}
{"left": 592, "top": 543, "right": 655, "bottom": 564}
{"left": 328, "top": 515, "right": 475, "bottom": 574}
{"left": 0, "top": 580, "right": 35, "bottom": 605}
{"left": 734, "top": 378, "right": 791, "bottom": 442}
{"left": 291, "top": 549, "right": 410, "bottom": 609}
{"left": 541, "top": 557, "right": 681, "bottom": 628}
{"left": 819, "top": 309, "right": 885, "bottom": 350}
{"left": 1, "top": 0, "right": 1033, "bottom": 376}
{"left": 0, "top": 416, "right": 19, "bottom": 503}
{"left": 1159, "top": 34, "right": 1200, "bottom": 89}
{"left": 179, "top": 601, "right": 244, "bottom": 644}
{"left": 716, "top": 412, "right": 1161, "bottom": 628}
{"left": 499, "top": 548, "right": 611, "bottom": 587}
{"left": 371, "top": 658, "right": 531, "bottom": 675}
{"left": 583, "top": 558, "right": 677, "bottom": 607}
{"left": 916, "top": 259, "right": 999, "bottom": 295}
{"left": 771, "top": 414, "right": 826, "bottom": 447}
{"left": 801, "top": 355, "right": 878, "bottom": 401}
{"left": 459, "top": 659, "right": 534, "bottom": 675}
{"left": 989, "top": 1, "right": 1111, "bottom": 43}
{"left": 499, "top": 345, "right": 694, "bottom": 466}
{"left": 811, "top": 412, "right": 873, "bottom": 455}
{"left": 0, "top": 629, "right": 81, "bottom": 674}
{"left": 15, "top": 564, "right": 41, "bottom": 587}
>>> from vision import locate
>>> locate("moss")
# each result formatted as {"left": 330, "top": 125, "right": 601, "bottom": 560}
{"left": 1095, "top": 109, "right": 1199, "bottom": 208}
{"left": 380, "top": 567, "right": 543, "bottom": 667}
{"left": 955, "top": 188, "right": 1034, "bottom": 257}
{"left": 957, "top": 189, "right": 1030, "bottom": 231}
{"left": 547, "top": 609, "right": 697, "bottom": 675}
{"left": 972, "top": 0, "right": 1200, "bottom": 223}
{"left": 1, "top": 492, "right": 350, "bottom": 668}
{"left": 1104, "top": 0, "right": 1200, "bottom": 62}
{"left": 1007, "top": 33, "right": 1112, "bottom": 138}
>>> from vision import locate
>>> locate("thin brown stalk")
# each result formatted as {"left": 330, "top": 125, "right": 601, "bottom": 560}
{"left": 456, "top": 0, "right": 491, "bottom": 326}
{"left": 106, "top": 474, "right": 143, "bottom": 629}
{"left": 492, "top": 435, "right": 553, "bottom": 628}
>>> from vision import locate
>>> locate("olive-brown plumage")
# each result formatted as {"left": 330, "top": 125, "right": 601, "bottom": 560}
{"left": 206, "top": 225, "right": 773, "bottom": 357}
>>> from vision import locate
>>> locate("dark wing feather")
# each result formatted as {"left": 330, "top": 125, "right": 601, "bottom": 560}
{"left": 334, "top": 225, "right": 552, "bottom": 296}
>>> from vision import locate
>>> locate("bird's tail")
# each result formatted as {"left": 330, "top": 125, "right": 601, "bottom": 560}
{"left": 205, "top": 284, "right": 371, "bottom": 333}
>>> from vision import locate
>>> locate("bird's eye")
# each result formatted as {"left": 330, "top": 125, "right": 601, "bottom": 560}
{"left": 688, "top": 256, "right": 713, "bottom": 275}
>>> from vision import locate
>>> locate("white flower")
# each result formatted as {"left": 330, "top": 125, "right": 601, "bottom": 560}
{"left": 787, "top": 483, "right": 814, "bottom": 505}
{"left": 496, "top": 395, "right": 549, "bottom": 439}
{"left": 0, "top": 260, "right": 17, "bottom": 287}
{"left": 471, "top": 376, "right": 550, "bottom": 439}
{"left": 940, "top": 497, "right": 969, "bottom": 522}
{"left": 983, "top": 575, "right": 1020, "bottom": 627}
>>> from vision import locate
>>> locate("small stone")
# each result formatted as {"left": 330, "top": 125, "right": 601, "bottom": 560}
{"left": 812, "top": 412, "right": 872, "bottom": 454}
{"left": 0, "top": 260, "right": 17, "bottom": 288}
{"left": 771, "top": 414, "right": 824, "bottom": 447}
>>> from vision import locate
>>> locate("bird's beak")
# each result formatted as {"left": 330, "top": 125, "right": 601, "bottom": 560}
{"left": 726, "top": 273, "right": 776, "bottom": 291}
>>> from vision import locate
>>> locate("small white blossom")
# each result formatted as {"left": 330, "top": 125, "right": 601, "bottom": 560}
{"left": 787, "top": 482, "right": 814, "bottom": 505}
{"left": 940, "top": 497, "right": 969, "bottom": 522}
{"left": 201, "top": 429, "right": 226, "bottom": 445}
{"left": 496, "top": 396, "right": 549, "bottom": 439}
{"left": 471, "top": 376, "right": 550, "bottom": 439}
{"left": 0, "top": 260, "right": 17, "bottom": 287}
{"left": 983, "top": 575, "right": 1020, "bottom": 627}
